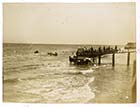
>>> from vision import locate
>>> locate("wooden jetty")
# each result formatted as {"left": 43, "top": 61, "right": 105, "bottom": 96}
{"left": 69, "top": 45, "right": 135, "bottom": 66}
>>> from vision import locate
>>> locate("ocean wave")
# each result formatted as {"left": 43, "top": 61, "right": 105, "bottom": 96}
{"left": 4, "top": 63, "right": 44, "bottom": 73}
{"left": 4, "top": 74, "right": 45, "bottom": 84}
{"left": 62, "top": 70, "right": 83, "bottom": 75}
{"left": 4, "top": 78, "right": 22, "bottom": 83}
{"left": 62, "top": 69, "right": 94, "bottom": 76}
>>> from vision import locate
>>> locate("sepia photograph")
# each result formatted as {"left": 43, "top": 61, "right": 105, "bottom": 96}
{"left": 3, "top": 2, "right": 136, "bottom": 103}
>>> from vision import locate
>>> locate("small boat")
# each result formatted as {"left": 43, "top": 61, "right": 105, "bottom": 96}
{"left": 34, "top": 50, "right": 39, "bottom": 54}
{"left": 48, "top": 52, "right": 58, "bottom": 56}
{"left": 69, "top": 56, "right": 94, "bottom": 65}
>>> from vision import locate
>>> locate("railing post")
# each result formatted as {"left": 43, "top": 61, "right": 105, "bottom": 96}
{"left": 132, "top": 60, "right": 136, "bottom": 102}
{"left": 112, "top": 53, "right": 115, "bottom": 66}
{"left": 127, "top": 52, "right": 130, "bottom": 66}
{"left": 98, "top": 55, "right": 101, "bottom": 65}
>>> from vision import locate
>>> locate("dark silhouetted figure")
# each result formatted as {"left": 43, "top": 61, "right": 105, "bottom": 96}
{"left": 103, "top": 46, "right": 106, "bottom": 52}
{"left": 115, "top": 45, "right": 118, "bottom": 51}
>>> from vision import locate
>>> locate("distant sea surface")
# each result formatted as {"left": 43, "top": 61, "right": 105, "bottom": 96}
{"left": 3, "top": 43, "right": 136, "bottom": 103}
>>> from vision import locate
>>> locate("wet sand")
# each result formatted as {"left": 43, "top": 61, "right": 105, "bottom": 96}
{"left": 88, "top": 65, "right": 134, "bottom": 103}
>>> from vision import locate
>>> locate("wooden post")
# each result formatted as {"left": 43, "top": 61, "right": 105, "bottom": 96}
{"left": 132, "top": 60, "right": 136, "bottom": 102}
{"left": 112, "top": 53, "right": 115, "bottom": 66}
{"left": 98, "top": 55, "right": 101, "bottom": 65}
{"left": 127, "top": 52, "right": 130, "bottom": 66}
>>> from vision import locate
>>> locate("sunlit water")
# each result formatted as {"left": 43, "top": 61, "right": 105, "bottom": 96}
{"left": 3, "top": 43, "right": 136, "bottom": 103}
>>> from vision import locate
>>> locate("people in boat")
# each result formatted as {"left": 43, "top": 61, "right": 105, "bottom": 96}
{"left": 54, "top": 52, "right": 58, "bottom": 56}
{"left": 48, "top": 52, "right": 58, "bottom": 56}
{"left": 34, "top": 50, "right": 39, "bottom": 54}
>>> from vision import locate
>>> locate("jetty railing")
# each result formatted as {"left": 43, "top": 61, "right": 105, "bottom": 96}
{"left": 69, "top": 46, "right": 136, "bottom": 66}
{"left": 98, "top": 50, "right": 136, "bottom": 66}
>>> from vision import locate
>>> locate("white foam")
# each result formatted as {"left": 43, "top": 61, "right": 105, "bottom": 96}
{"left": 80, "top": 69, "right": 94, "bottom": 75}
{"left": 41, "top": 77, "right": 95, "bottom": 103}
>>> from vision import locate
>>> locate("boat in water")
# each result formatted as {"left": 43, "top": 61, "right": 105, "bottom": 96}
{"left": 48, "top": 52, "right": 58, "bottom": 56}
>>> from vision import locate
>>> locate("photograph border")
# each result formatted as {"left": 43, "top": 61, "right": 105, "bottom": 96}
{"left": 0, "top": 0, "right": 140, "bottom": 107}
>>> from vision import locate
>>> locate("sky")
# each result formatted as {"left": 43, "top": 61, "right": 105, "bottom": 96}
{"left": 3, "top": 3, "right": 136, "bottom": 45}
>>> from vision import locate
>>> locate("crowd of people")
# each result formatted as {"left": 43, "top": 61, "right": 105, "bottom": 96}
{"left": 76, "top": 46, "right": 118, "bottom": 57}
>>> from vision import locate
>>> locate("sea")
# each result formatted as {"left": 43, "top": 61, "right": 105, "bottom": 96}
{"left": 3, "top": 43, "right": 136, "bottom": 103}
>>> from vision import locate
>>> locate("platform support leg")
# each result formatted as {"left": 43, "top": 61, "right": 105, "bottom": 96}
{"left": 127, "top": 52, "right": 130, "bottom": 66}
{"left": 98, "top": 56, "right": 101, "bottom": 65}
{"left": 112, "top": 53, "right": 115, "bottom": 66}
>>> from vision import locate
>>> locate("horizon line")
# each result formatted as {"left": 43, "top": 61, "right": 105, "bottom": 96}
{"left": 3, "top": 42, "right": 129, "bottom": 46}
